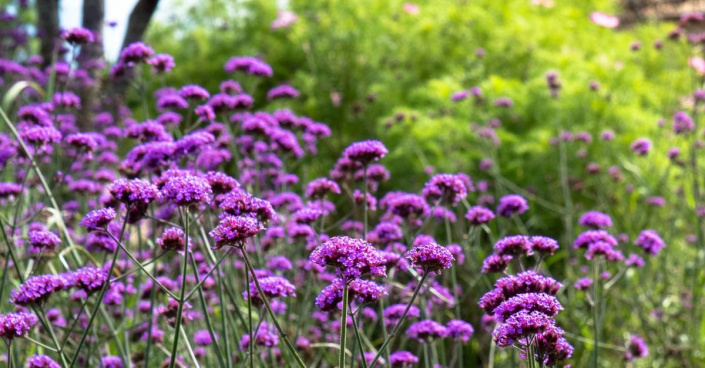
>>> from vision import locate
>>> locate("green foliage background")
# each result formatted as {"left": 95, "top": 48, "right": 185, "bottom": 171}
{"left": 144, "top": 0, "right": 704, "bottom": 365}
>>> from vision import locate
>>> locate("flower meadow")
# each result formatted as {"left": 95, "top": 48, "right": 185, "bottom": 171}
{"left": 0, "top": 1, "right": 705, "bottom": 368}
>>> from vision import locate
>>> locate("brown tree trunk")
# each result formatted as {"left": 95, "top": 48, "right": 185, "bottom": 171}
{"left": 36, "top": 0, "right": 60, "bottom": 68}
{"left": 122, "top": 0, "right": 160, "bottom": 50}
{"left": 78, "top": 0, "right": 105, "bottom": 130}
{"left": 114, "top": 0, "right": 160, "bottom": 101}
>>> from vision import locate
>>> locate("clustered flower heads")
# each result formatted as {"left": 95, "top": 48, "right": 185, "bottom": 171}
{"left": 0, "top": 14, "right": 676, "bottom": 367}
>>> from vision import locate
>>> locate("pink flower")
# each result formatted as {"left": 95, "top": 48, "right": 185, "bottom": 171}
{"left": 403, "top": 2, "right": 420, "bottom": 15}
{"left": 271, "top": 10, "right": 297, "bottom": 29}
{"left": 590, "top": 12, "right": 619, "bottom": 28}
{"left": 689, "top": 57, "right": 705, "bottom": 76}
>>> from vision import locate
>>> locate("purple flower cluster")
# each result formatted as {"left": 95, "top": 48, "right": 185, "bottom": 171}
{"left": 496, "top": 194, "right": 529, "bottom": 217}
{"left": 310, "top": 236, "right": 386, "bottom": 280}
{"left": 405, "top": 242, "right": 454, "bottom": 274}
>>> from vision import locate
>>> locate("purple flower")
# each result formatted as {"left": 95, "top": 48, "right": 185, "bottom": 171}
{"left": 0, "top": 312, "right": 37, "bottom": 341}
{"left": 157, "top": 227, "right": 190, "bottom": 252}
{"left": 529, "top": 236, "right": 559, "bottom": 256}
{"left": 574, "top": 277, "right": 593, "bottom": 290}
{"left": 451, "top": 90, "right": 470, "bottom": 102}
{"left": 634, "top": 229, "right": 666, "bottom": 255}
{"left": 481, "top": 254, "right": 513, "bottom": 274}
{"left": 578, "top": 211, "right": 612, "bottom": 229}
{"left": 244, "top": 276, "right": 296, "bottom": 305}
{"left": 388, "top": 193, "right": 429, "bottom": 221}
{"left": 495, "top": 271, "right": 563, "bottom": 298}
{"left": 573, "top": 230, "right": 618, "bottom": 249}
{"left": 0, "top": 182, "right": 23, "bottom": 199}
{"left": 148, "top": 54, "right": 175, "bottom": 73}
{"left": 224, "top": 56, "right": 273, "bottom": 77}
{"left": 119, "top": 42, "right": 155, "bottom": 64}
{"left": 673, "top": 111, "right": 695, "bottom": 134}
{"left": 465, "top": 206, "right": 495, "bottom": 225}
{"left": 205, "top": 171, "right": 239, "bottom": 194}
{"left": 194, "top": 329, "right": 217, "bottom": 346}
{"left": 73, "top": 266, "right": 108, "bottom": 294}
{"left": 267, "top": 84, "right": 300, "bottom": 100}
{"left": 493, "top": 97, "right": 513, "bottom": 107}
{"left": 342, "top": 140, "right": 388, "bottom": 164}
{"left": 493, "top": 310, "right": 555, "bottom": 347}
{"left": 310, "top": 236, "right": 386, "bottom": 280}
{"left": 493, "top": 293, "right": 563, "bottom": 322}
{"left": 422, "top": 173, "right": 468, "bottom": 205}
{"left": 406, "top": 242, "right": 454, "bottom": 274}
{"left": 209, "top": 216, "right": 265, "bottom": 249}
{"left": 445, "top": 319, "right": 474, "bottom": 343}
{"left": 65, "top": 133, "right": 99, "bottom": 152}
{"left": 384, "top": 304, "right": 421, "bottom": 327}
{"left": 585, "top": 241, "right": 624, "bottom": 262}
{"left": 180, "top": 84, "right": 210, "bottom": 100}
{"left": 27, "top": 230, "right": 61, "bottom": 253}
{"left": 630, "top": 138, "right": 652, "bottom": 156}
{"left": 79, "top": 208, "right": 117, "bottom": 231}
{"left": 61, "top": 27, "right": 94, "bottom": 44}
{"left": 239, "top": 322, "right": 279, "bottom": 349}
{"left": 624, "top": 334, "right": 649, "bottom": 361}
{"left": 52, "top": 92, "right": 81, "bottom": 109}
{"left": 494, "top": 235, "right": 532, "bottom": 257}
{"left": 160, "top": 174, "right": 212, "bottom": 206}
{"left": 108, "top": 178, "right": 159, "bottom": 205}
{"left": 21, "top": 126, "right": 62, "bottom": 146}
{"left": 496, "top": 194, "right": 529, "bottom": 217}
{"left": 406, "top": 320, "right": 447, "bottom": 341}
{"left": 9, "top": 274, "right": 69, "bottom": 306}
{"left": 305, "top": 178, "right": 341, "bottom": 199}
{"left": 101, "top": 356, "right": 123, "bottom": 368}
{"left": 219, "top": 190, "right": 277, "bottom": 223}
{"left": 25, "top": 354, "right": 61, "bottom": 368}
{"left": 157, "top": 94, "right": 188, "bottom": 110}
{"left": 174, "top": 131, "right": 215, "bottom": 157}
{"left": 389, "top": 351, "right": 419, "bottom": 367}
{"left": 625, "top": 253, "right": 645, "bottom": 267}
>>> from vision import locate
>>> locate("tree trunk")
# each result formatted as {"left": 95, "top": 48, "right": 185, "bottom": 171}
{"left": 36, "top": 0, "right": 60, "bottom": 68}
{"left": 78, "top": 0, "right": 105, "bottom": 130}
{"left": 122, "top": 0, "right": 160, "bottom": 50}
{"left": 113, "top": 0, "right": 160, "bottom": 101}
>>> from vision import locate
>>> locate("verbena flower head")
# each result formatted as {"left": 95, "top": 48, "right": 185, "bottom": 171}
{"left": 574, "top": 277, "right": 593, "bottom": 290}
{"left": 305, "top": 178, "right": 341, "bottom": 199}
{"left": 156, "top": 227, "right": 190, "bottom": 252}
{"left": 494, "top": 235, "right": 532, "bottom": 257}
{"left": 244, "top": 276, "right": 296, "bottom": 305}
{"left": 160, "top": 174, "right": 213, "bottom": 206}
{"left": 342, "top": 140, "right": 388, "bottom": 164}
{"left": 73, "top": 266, "right": 108, "bottom": 294}
{"left": 209, "top": 216, "right": 265, "bottom": 249}
{"left": 148, "top": 53, "right": 176, "bottom": 73}
{"left": 634, "top": 229, "right": 666, "bottom": 255}
{"left": 673, "top": 111, "right": 695, "bottom": 134}
{"left": 79, "top": 208, "right": 116, "bottom": 231}
{"left": 109, "top": 178, "right": 159, "bottom": 205}
{"left": 624, "top": 334, "right": 649, "bottom": 361}
{"left": 0, "top": 182, "right": 23, "bottom": 199}
{"left": 25, "top": 354, "right": 62, "bottom": 368}
{"left": 465, "top": 206, "right": 495, "bottom": 225}
{"left": 194, "top": 329, "right": 217, "bottom": 346}
{"left": 495, "top": 271, "right": 563, "bottom": 298}
{"left": 422, "top": 173, "right": 468, "bottom": 206}
{"left": 493, "top": 310, "right": 555, "bottom": 346}
{"left": 573, "top": 230, "right": 618, "bottom": 249}
{"left": 630, "top": 138, "right": 652, "bottom": 156}
{"left": 445, "top": 319, "right": 474, "bottom": 343}
{"left": 28, "top": 230, "right": 61, "bottom": 253}
{"left": 625, "top": 253, "right": 646, "bottom": 267}
{"left": 267, "top": 84, "right": 300, "bottom": 100}
{"left": 578, "top": 211, "right": 612, "bottom": 229}
{"left": 310, "top": 236, "right": 386, "bottom": 280}
{"left": 527, "top": 235, "right": 558, "bottom": 255}
{"left": 9, "top": 274, "right": 69, "bottom": 306}
{"left": 406, "top": 319, "right": 447, "bottom": 342}
{"left": 389, "top": 351, "right": 419, "bottom": 367}
{"left": 584, "top": 241, "right": 624, "bottom": 262}
{"left": 493, "top": 293, "right": 563, "bottom": 322}
{"left": 496, "top": 194, "right": 528, "bottom": 217}
{"left": 481, "top": 254, "right": 513, "bottom": 274}
{"left": 119, "top": 41, "right": 155, "bottom": 64}
{"left": 61, "top": 27, "right": 94, "bottom": 44}
{"left": 405, "top": 242, "right": 454, "bottom": 274}
{"left": 0, "top": 312, "right": 38, "bottom": 341}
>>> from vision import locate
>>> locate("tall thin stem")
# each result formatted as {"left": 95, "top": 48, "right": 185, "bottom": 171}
{"left": 339, "top": 282, "right": 349, "bottom": 368}
{"left": 168, "top": 208, "right": 192, "bottom": 368}
{"left": 240, "top": 248, "right": 307, "bottom": 368}
{"left": 350, "top": 312, "right": 369, "bottom": 368}
{"left": 445, "top": 216, "right": 463, "bottom": 368}
{"left": 368, "top": 272, "right": 429, "bottom": 367}
{"left": 592, "top": 260, "right": 601, "bottom": 368}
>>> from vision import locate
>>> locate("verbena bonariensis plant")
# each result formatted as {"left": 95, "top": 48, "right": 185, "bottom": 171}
{"left": 0, "top": 4, "right": 690, "bottom": 368}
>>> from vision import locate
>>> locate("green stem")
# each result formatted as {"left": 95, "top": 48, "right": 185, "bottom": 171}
{"left": 189, "top": 252, "right": 227, "bottom": 368}
{"left": 340, "top": 282, "right": 349, "bottom": 368}
{"left": 246, "top": 265, "right": 254, "bottom": 368}
{"left": 368, "top": 273, "right": 429, "bottom": 367}
{"left": 423, "top": 342, "right": 431, "bottom": 368}
{"left": 240, "top": 248, "right": 306, "bottom": 368}
{"left": 350, "top": 312, "right": 368, "bottom": 368}
{"left": 168, "top": 208, "right": 192, "bottom": 368}
{"left": 592, "top": 260, "right": 601, "bottom": 368}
